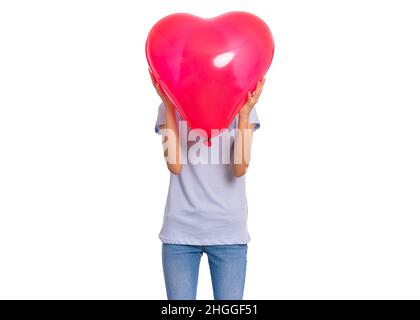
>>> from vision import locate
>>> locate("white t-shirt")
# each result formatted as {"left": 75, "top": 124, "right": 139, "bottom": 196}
{"left": 155, "top": 102, "right": 260, "bottom": 245}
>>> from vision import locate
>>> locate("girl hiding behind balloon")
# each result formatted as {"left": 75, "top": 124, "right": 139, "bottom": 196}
{"left": 150, "top": 70, "right": 265, "bottom": 300}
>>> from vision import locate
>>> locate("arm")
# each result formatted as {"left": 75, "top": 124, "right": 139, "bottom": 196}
{"left": 233, "top": 78, "right": 265, "bottom": 177}
{"left": 150, "top": 70, "right": 183, "bottom": 175}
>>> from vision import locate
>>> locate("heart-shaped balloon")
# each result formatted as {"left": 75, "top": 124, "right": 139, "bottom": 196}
{"left": 146, "top": 11, "right": 274, "bottom": 139}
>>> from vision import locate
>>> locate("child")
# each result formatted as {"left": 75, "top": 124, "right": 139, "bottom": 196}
{"left": 150, "top": 70, "right": 264, "bottom": 300}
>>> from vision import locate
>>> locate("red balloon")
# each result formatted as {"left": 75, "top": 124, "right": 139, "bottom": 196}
{"left": 146, "top": 11, "right": 274, "bottom": 140}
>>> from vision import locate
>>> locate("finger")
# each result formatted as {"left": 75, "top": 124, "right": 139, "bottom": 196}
{"left": 247, "top": 91, "right": 253, "bottom": 104}
{"left": 257, "top": 84, "right": 264, "bottom": 99}
{"left": 155, "top": 82, "right": 163, "bottom": 95}
{"left": 149, "top": 69, "right": 156, "bottom": 86}
{"left": 254, "top": 81, "right": 263, "bottom": 98}
{"left": 255, "top": 78, "right": 266, "bottom": 99}
{"left": 151, "top": 75, "right": 162, "bottom": 93}
{"left": 251, "top": 81, "right": 260, "bottom": 97}
{"left": 257, "top": 77, "right": 265, "bottom": 90}
{"left": 257, "top": 81, "right": 263, "bottom": 94}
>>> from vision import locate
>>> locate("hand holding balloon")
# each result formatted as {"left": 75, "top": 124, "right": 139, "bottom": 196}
{"left": 239, "top": 78, "right": 266, "bottom": 120}
{"left": 149, "top": 69, "right": 174, "bottom": 111}
{"left": 232, "top": 78, "right": 265, "bottom": 177}
{"left": 149, "top": 69, "right": 182, "bottom": 174}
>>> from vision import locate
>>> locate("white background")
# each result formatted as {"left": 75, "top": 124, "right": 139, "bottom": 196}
{"left": 1, "top": 0, "right": 419, "bottom": 299}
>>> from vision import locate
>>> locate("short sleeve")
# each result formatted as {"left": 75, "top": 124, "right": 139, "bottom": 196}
{"left": 249, "top": 107, "right": 261, "bottom": 131}
{"left": 154, "top": 102, "right": 166, "bottom": 135}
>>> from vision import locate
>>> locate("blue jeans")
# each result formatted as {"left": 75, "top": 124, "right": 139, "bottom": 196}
{"left": 162, "top": 243, "right": 248, "bottom": 300}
